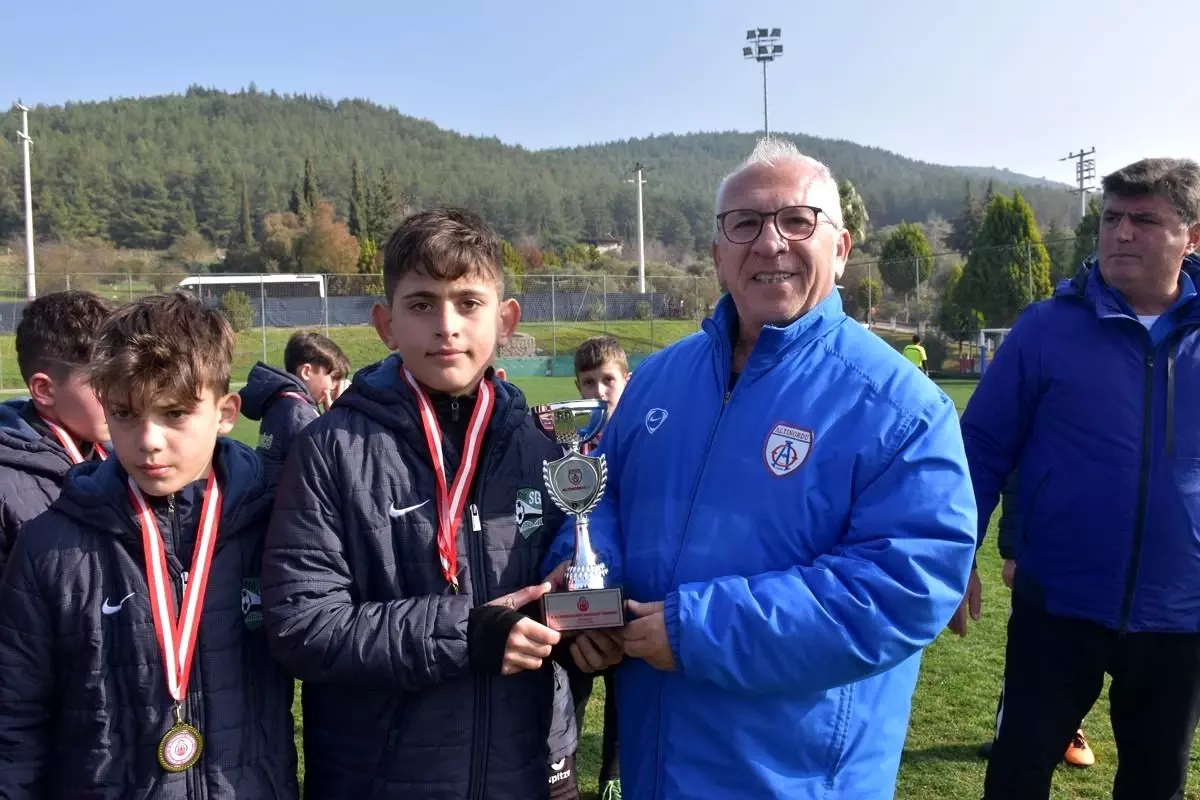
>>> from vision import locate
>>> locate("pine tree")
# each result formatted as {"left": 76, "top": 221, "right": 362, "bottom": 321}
{"left": 348, "top": 158, "right": 366, "bottom": 240}
{"left": 949, "top": 181, "right": 984, "bottom": 254}
{"left": 288, "top": 184, "right": 303, "bottom": 217}
{"left": 301, "top": 157, "right": 320, "bottom": 221}
{"left": 838, "top": 180, "right": 870, "bottom": 243}
{"left": 955, "top": 192, "right": 1053, "bottom": 326}
{"left": 1072, "top": 196, "right": 1102, "bottom": 269}
{"left": 238, "top": 179, "right": 255, "bottom": 250}
{"left": 365, "top": 169, "right": 400, "bottom": 245}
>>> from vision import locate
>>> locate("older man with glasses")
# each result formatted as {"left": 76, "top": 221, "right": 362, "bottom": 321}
{"left": 543, "top": 138, "right": 977, "bottom": 799}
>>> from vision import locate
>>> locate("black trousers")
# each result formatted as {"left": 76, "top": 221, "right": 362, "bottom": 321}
{"left": 570, "top": 667, "right": 621, "bottom": 784}
{"left": 984, "top": 599, "right": 1200, "bottom": 800}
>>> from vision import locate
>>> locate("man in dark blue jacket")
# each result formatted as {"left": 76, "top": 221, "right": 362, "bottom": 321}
{"left": 240, "top": 331, "right": 350, "bottom": 485}
{"left": 960, "top": 157, "right": 1200, "bottom": 800}
{"left": 0, "top": 290, "right": 115, "bottom": 578}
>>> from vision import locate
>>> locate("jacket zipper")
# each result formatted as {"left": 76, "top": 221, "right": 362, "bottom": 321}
{"left": 1118, "top": 352, "right": 1154, "bottom": 633}
{"left": 651, "top": 365, "right": 739, "bottom": 800}
{"left": 467, "top": 444, "right": 494, "bottom": 800}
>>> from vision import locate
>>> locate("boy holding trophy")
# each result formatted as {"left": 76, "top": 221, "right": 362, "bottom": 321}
{"left": 262, "top": 207, "right": 620, "bottom": 800}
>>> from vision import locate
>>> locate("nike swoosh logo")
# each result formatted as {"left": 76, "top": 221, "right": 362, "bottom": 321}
{"left": 101, "top": 592, "right": 135, "bottom": 616}
{"left": 388, "top": 499, "right": 430, "bottom": 519}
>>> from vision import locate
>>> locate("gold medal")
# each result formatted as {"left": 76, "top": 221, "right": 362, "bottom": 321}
{"left": 157, "top": 705, "right": 204, "bottom": 773}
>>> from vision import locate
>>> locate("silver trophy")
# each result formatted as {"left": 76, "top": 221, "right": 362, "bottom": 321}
{"left": 540, "top": 399, "right": 625, "bottom": 631}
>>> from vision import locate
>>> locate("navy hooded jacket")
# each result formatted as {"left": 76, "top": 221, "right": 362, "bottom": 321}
{"left": 239, "top": 362, "right": 319, "bottom": 485}
{"left": 262, "top": 355, "right": 577, "bottom": 800}
{"left": 0, "top": 399, "right": 105, "bottom": 578}
{"left": 963, "top": 255, "right": 1200, "bottom": 632}
{"left": 0, "top": 437, "right": 298, "bottom": 799}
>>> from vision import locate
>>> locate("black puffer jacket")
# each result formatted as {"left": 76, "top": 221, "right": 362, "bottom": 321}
{"left": 0, "top": 438, "right": 298, "bottom": 799}
{"left": 262, "top": 355, "right": 576, "bottom": 800}
{"left": 0, "top": 399, "right": 103, "bottom": 577}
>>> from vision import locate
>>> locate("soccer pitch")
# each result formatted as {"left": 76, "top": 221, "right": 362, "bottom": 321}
{"left": 235, "top": 377, "right": 1190, "bottom": 800}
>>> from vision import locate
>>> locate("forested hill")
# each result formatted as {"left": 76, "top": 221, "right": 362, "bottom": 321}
{"left": 0, "top": 86, "right": 1076, "bottom": 251}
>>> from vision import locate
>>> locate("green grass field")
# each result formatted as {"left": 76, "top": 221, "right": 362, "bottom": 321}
{"left": 231, "top": 373, "right": 1200, "bottom": 800}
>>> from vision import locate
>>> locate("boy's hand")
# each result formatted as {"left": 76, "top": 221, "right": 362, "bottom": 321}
{"left": 469, "top": 583, "right": 562, "bottom": 676}
{"left": 570, "top": 630, "right": 624, "bottom": 673}
{"left": 1001, "top": 559, "right": 1016, "bottom": 589}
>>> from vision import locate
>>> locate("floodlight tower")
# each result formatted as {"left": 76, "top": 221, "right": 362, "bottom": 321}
{"left": 743, "top": 28, "right": 783, "bottom": 138}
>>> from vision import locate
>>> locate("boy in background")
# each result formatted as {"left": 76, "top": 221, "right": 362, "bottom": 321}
{"left": 0, "top": 292, "right": 297, "bottom": 798}
{"left": 544, "top": 335, "right": 630, "bottom": 800}
{"left": 262, "top": 208, "right": 620, "bottom": 799}
{"left": 240, "top": 330, "right": 350, "bottom": 482}
{"left": 0, "top": 290, "right": 116, "bottom": 576}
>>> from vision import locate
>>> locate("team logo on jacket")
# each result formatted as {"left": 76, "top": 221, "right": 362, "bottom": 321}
{"left": 763, "top": 422, "right": 813, "bottom": 477}
{"left": 645, "top": 408, "right": 669, "bottom": 434}
{"left": 515, "top": 487, "right": 544, "bottom": 539}
{"left": 242, "top": 578, "right": 263, "bottom": 630}
{"left": 256, "top": 432, "right": 274, "bottom": 452}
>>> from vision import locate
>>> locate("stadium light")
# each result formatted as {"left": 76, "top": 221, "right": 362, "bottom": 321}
{"left": 742, "top": 27, "right": 783, "bottom": 138}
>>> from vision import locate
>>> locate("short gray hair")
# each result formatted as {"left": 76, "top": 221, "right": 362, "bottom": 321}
{"left": 1102, "top": 158, "right": 1200, "bottom": 226}
{"left": 714, "top": 138, "right": 843, "bottom": 226}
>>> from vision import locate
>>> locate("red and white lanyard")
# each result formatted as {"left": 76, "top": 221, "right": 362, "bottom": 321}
{"left": 128, "top": 472, "right": 222, "bottom": 706}
{"left": 278, "top": 391, "right": 310, "bottom": 404}
{"left": 400, "top": 367, "right": 494, "bottom": 591}
{"left": 42, "top": 416, "right": 106, "bottom": 464}
{"left": 279, "top": 391, "right": 322, "bottom": 415}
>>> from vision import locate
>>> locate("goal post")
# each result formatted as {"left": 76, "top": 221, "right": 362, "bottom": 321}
{"left": 978, "top": 328, "right": 1012, "bottom": 374}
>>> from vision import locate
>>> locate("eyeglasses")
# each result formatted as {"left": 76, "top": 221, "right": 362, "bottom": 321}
{"left": 716, "top": 205, "right": 837, "bottom": 245}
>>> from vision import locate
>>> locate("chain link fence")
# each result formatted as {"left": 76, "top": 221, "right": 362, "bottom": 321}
{"left": 0, "top": 271, "right": 723, "bottom": 390}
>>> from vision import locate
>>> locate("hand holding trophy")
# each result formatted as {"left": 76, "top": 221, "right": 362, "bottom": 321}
{"left": 540, "top": 399, "right": 625, "bottom": 631}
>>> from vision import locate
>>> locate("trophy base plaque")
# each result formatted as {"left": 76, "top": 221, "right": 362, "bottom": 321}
{"left": 542, "top": 587, "right": 625, "bottom": 632}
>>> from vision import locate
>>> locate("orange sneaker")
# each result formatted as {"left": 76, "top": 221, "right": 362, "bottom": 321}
{"left": 1064, "top": 729, "right": 1095, "bottom": 767}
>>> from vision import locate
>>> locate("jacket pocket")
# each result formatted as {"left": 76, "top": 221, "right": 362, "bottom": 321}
{"left": 823, "top": 683, "right": 855, "bottom": 788}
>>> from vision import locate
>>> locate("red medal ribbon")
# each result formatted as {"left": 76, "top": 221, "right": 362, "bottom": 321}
{"left": 400, "top": 367, "right": 494, "bottom": 591}
{"left": 42, "top": 416, "right": 107, "bottom": 464}
{"left": 280, "top": 390, "right": 323, "bottom": 415}
{"left": 128, "top": 471, "right": 222, "bottom": 706}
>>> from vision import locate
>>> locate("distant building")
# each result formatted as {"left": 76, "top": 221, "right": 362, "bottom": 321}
{"left": 580, "top": 236, "right": 623, "bottom": 254}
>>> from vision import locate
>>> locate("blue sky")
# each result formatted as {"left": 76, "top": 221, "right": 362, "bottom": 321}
{"left": 3, "top": 0, "right": 1196, "bottom": 184}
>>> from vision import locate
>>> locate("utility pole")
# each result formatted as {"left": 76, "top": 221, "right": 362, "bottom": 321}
{"left": 1060, "top": 147, "right": 1097, "bottom": 221}
{"left": 914, "top": 257, "right": 921, "bottom": 333}
{"left": 743, "top": 28, "right": 783, "bottom": 138}
{"left": 16, "top": 103, "right": 35, "bottom": 301}
{"left": 626, "top": 163, "right": 649, "bottom": 293}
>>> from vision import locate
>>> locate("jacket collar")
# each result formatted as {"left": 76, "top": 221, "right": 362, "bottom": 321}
{"left": 703, "top": 290, "right": 846, "bottom": 378}
{"left": 1058, "top": 254, "right": 1200, "bottom": 326}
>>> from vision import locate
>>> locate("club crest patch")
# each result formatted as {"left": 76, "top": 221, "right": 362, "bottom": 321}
{"left": 241, "top": 578, "right": 263, "bottom": 630}
{"left": 515, "top": 487, "right": 544, "bottom": 539}
{"left": 763, "top": 422, "right": 813, "bottom": 478}
{"left": 256, "top": 432, "right": 274, "bottom": 451}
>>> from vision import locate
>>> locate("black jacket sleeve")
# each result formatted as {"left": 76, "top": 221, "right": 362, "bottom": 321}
{"left": 996, "top": 470, "right": 1021, "bottom": 561}
{"left": 261, "top": 430, "right": 474, "bottom": 691}
{"left": 0, "top": 537, "right": 54, "bottom": 798}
